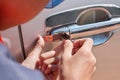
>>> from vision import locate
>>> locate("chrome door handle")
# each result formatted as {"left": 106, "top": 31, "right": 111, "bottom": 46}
{"left": 50, "top": 17, "right": 120, "bottom": 38}
{"left": 45, "top": 4, "right": 120, "bottom": 45}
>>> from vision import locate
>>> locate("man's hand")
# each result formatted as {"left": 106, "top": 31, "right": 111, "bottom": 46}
{"left": 21, "top": 34, "right": 63, "bottom": 80}
{"left": 60, "top": 38, "right": 96, "bottom": 80}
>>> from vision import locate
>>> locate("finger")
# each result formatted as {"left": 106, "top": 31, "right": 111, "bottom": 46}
{"left": 75, "top": 38, "right": 93, "bottom": 56}
{"left": 44, "top": 57, "right": 59, "bottom": 65}
{"left": 40, "top": 51, "right": 56, "bottom": 60}
{"left": 53, "top": 41, "right": 64, "bottom": 56}
{"left": 39, "top": 51, "right": 55, "bottom": 68}
{"left": 80, "top": 38, "right": 93, "bottom": 51}
{"left": 45, "top": 64, "right": 58, "bottom": 74}
{"left": 62, "top": 40, "right": 73, "bottom": 59}
{"left": 41, "top": 57, "right": 59, "bottom": 72}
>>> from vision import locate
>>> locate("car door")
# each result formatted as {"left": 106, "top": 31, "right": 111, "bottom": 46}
{"left": 1, "top": 0, "right": 120, "bottom": 80}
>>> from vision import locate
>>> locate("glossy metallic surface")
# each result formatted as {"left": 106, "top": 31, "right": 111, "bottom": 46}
{"left": 46, "top": 6, "right": 120, "bottom": 45}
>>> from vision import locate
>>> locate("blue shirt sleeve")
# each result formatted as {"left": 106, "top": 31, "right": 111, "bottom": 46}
{"left": 0, "top": 44, "right": 45, "bottom": 80}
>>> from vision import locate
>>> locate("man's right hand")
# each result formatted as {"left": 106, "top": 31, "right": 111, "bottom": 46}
{"left": 60, "top": 38, "right": 96, "bottom": 80}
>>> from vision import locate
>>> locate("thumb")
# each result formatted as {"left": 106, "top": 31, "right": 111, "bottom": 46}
{"left": 62, "top": 40, "right": 73, "bottom": 59}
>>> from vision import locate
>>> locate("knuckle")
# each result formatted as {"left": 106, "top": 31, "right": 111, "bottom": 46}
{"left": 92, "top": 56, "right": 96, "bottom": 64}
{"left": 94, "top": 66, "right": 96, "bottom": 72}
{"left": 81, "top": 48, "right": 92, "bottom": 57}
{"left": 86, "top": 38, "right": 93, "bottom": 43}
{"left": 64, "top": 40, "right": 73, "bottom": 49}
{"left": 35, "top": 41, "right": 42, "bottom": 48}
{"left": 36, "top": 38, "right": 44, "bottom": 49}
{"left": 81, "top": 49, "right": 96, "bottom": 66}
{"left": 88, "top": 55, "right": 96, "bottom": 66}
